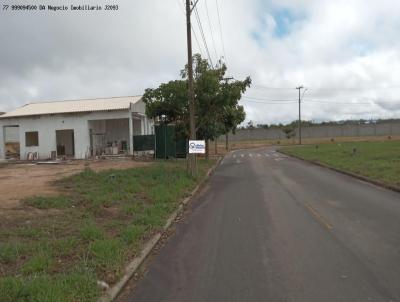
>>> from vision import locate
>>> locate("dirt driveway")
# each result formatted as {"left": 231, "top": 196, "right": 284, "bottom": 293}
{"left": 0, "top": 159, "right": 151, "bottom": 209}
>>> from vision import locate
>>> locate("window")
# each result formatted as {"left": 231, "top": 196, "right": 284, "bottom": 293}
{"left": 25, "top": 131, "right": 39, "bottom": 147}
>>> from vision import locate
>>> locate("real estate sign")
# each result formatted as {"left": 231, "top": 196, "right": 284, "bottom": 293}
{"left": 188, "top": 140, "right": 206, "bottom": 154}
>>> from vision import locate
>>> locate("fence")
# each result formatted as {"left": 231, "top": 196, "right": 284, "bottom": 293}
{"left": 133, "top": 135, "right": 155, "bottom": 151}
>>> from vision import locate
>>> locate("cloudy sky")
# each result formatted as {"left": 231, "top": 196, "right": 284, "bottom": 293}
{"left": 1, "top": 0, "right": 400, "bottom": 125}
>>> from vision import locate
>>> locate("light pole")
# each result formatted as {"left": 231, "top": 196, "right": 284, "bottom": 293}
{"left": 296, "top": 86, "right": 304, "bottom": 145}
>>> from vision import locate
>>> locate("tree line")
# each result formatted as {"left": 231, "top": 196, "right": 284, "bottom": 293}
{"left": 244, "top": 118, "right": 400, "bottom": 130}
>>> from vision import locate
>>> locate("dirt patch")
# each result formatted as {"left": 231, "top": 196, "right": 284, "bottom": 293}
{"left": 0, "top": 159, "right": 151, "bottom": 210}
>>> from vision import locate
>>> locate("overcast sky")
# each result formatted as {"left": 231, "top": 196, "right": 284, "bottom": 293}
{"left": 1, "top": 0, "right": 400, "bottom": 124}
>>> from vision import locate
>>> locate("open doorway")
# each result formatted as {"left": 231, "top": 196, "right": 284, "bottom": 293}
{"left": 4, "top": 126, "right": 20, "bottom": 160}
{"left": 56, "top": 130, "right": 75, "bottom": 157}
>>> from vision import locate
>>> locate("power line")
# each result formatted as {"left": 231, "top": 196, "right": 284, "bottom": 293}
{"left": 242, "top": 100, "right": 297, "bottom": 104}
{"left": 191, "top": 25, "right": 206, "bottom": 59}
{"left": 251, "top": 85, "right": 296, "bottom": 90}
{"left": 243, "top": 97, "right": 380, "bottom": 105}
{"left": 204, "top": 0, "right": 219, "bottom": 62}
{"left": 252, "top": 84, "right": 400, "bottom": 91}
{"left": 215, "top": 0, "right": 227, "bottom": 64}
{"left": 243, "top": 96, "right": 376, "bottom": 105}
{"left": 243, "top": 96, "right": 297, "bottom": 102}
{"left": 308, "top": 86, "right": 400, "bottom": 91}
{"left": 176, "top": 0, "right": 206, "bottom": 60}
{"left": 304, "top": 100, "right": 372, "bottom": 105}
{"left": 194, "top": 6, "right": 214, "bottom": 66}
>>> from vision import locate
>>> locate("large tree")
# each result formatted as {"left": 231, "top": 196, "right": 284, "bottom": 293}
{"left": 143, "top": 54, "right": 251, "bottom": 157}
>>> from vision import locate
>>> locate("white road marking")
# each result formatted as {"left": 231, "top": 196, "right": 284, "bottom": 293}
{"left": 265, "top": 154, "right": 270, "bottom": 157}
{"left": 257, "top": 153, "right": 261, "bottom": 157}
{"left": 241, "top": 154, "right": 244, "bottom": 158}
{"left": 249, "top": 153, "right": 253, "bottom": 157}
{"left": 233, "top": 154, "right": 236, "bottom": 159}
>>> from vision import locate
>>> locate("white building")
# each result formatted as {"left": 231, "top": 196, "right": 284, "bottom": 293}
{"left": 0, "top": 96, "right": 154, "bottom": 160}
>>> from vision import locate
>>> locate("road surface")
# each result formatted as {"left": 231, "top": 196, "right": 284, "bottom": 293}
{"left": 120, "top": 147, "right": 400, "bottom": 302}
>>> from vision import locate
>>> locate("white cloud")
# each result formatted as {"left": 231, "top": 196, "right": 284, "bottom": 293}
{"left": 1, "top": 0, "right": 400, "bottom": 124}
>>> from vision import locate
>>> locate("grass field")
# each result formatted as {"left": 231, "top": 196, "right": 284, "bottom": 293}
{"left": 281, "top": 140, "right": 400, "bottom": 188}
{"left": 0, "top": 159, "right": 215, "bottom": 302}
{"left": 210, "top": 135, "right": 400, "bottom": 156}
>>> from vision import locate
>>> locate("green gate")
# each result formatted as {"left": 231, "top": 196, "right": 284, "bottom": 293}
{"left": 155, "top": 125, "right": 187, "bottom": 159}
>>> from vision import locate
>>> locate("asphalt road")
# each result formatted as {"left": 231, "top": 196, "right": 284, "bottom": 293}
{"left": 121, "top": 147, "right": 400, "bottom": 302}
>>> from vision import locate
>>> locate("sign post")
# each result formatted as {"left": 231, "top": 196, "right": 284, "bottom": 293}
{"left": 188, "top": 140, "right": 206, "bottom": 154}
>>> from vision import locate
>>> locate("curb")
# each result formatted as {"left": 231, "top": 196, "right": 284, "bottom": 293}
{"left": 278, "top": 150, "right": 400, "bottom": 194}
{"left": 99, "top": 157, "right": 223, "bottom": 302}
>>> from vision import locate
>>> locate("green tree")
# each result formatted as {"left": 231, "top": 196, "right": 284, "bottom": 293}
{"left": 143, "top": 80, "right": 188, "bottom": 128}
{"left": 143, "top": 54, "right": 251, "bottom": 158}
{"left": 221, "top": 105, "right": 246, "bottom": 151}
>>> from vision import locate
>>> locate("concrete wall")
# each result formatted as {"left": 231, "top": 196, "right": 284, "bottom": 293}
{"left": 0, "top": 110, "right": 153, "bottom": 160}
{"left": 222, "top": 122, "right": 400, "bottom": 142}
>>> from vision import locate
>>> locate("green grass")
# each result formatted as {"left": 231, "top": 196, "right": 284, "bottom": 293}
{"left": 0, "top": 242, "right": 24, "bottom": 264}
{"left": 89, "top": 239, "right": 124, "bottom": 275}
{"left": 24, "top": 196, "right": 73, "bottom": 209}
{"left": 80, "top": 221, "right": 105, "bottom": 241}
{"left": 281, "top": 141, "right": 400, "bottom": 187}
{"left": 21, "top": 252, "right": 53, "bottom": 275}
{"left": 1, "top": 159, "right": 216, "bottom": 301}
{"left": 0, "top": 271, "right": 98, "bottom": 302}
{"left": 121, "top": 225, "right": 147, "bottom": 245}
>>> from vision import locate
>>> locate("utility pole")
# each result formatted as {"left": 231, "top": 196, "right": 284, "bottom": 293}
{"left": 296, "top": 86, "right": 304, "bottom": 145}
{"left": 186, "top": 0, "right": 198, "bottom": 176}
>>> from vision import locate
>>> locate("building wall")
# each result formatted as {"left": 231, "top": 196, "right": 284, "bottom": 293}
{"left": 0, "top": 110, "right": 153, "bottom": 160}
{"left": 0, "top": 126, "right": 4, "bottom": 160}
{"left": 4, "top": 126, "right": 19, "bottom": 142}
{"left": 0, "top": 114, "right": 90, "bottom": 160}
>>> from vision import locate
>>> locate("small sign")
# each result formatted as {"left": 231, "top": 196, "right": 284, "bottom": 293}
{"left": 188, "top": 140, "right": 206, "bottom": 154}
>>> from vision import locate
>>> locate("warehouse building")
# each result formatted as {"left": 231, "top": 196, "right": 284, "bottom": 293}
{"left": 0, "top": 96, "right": 153, "bottom": 160}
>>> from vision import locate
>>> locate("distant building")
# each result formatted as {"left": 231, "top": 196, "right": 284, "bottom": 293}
{"left": 0, "top": 96, "right": 153, "bottom": 160}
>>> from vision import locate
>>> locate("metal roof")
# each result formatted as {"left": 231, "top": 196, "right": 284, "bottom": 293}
{"left": 0, "top": 96, "right": 142, "bottom": 118}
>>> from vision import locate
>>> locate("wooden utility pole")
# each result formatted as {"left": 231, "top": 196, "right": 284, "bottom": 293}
{"left": 296, "top": 86, "right": 304, "bottom": 145}
{"left": 186, "top": 0, "right": 198, "bottom": 176}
